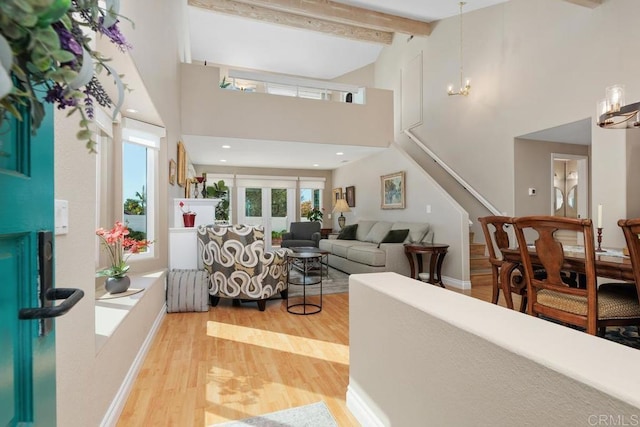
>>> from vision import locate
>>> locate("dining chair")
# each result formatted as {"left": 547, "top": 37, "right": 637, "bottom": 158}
{"left": 513, "top": 216, "right": 640, "bottom": 335}
{"left": 616, "top": 218, "right": 640, "bottom": 307}
{"left": 478, "top": 216, "right": 526, "bottom": 311}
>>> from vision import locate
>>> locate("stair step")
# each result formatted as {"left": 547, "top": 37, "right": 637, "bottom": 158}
{"left": 470, "top": 269, "right": 493, "bottom": 286}
{"left": 470, "top": 255, "right": 491, "bottom": 270}
{"left": 470, "top": 242, "right": 486, "bottom": 256}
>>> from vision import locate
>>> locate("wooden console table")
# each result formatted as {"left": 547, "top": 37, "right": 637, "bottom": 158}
{"left": 404, "top": 243, "right": 449, "bottom": 287}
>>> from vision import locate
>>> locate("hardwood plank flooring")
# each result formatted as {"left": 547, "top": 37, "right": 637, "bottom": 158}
{"left": 117, "top": 284, "right": 509, "bottom": 426}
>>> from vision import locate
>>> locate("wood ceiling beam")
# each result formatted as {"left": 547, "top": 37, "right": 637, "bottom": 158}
{"left": 229, "top": 0, "right": 431, "bottom": 36}
{"left": 562, "top": 0, "right": 603, "bottom": 8}
{"left": 188, "top": 0, "right": 407, "bottom": 45}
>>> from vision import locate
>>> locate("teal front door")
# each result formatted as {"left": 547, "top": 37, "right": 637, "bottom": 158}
{"left": 1, "top": 103, "right": 60, "bottom": 426}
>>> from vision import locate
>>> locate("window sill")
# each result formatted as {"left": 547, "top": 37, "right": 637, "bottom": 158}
{"left": 95, "top": 270, "right": 165, "bottom": 353}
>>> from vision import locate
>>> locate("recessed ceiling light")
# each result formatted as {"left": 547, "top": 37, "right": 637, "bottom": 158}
{"left": 220, "top": 159, "right": 227, "bottom": 162}
{"left": 222, "top": 145, "right": 231, "bottom": 149}
{"left": 336, "top": 152, "right": 344, "bottom": 156}
{"left": 125, "top": 108, "right": 138, "bottom": 113}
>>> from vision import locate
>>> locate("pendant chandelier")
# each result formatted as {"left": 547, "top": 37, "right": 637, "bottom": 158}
{"left": 447, "top": 2, "right": 471, "bottom": 96}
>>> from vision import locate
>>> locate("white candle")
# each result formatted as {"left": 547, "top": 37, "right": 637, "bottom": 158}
{"left": 597, "top": 204, "right": 603, "bottom": 228}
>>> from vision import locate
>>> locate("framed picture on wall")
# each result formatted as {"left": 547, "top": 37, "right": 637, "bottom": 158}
{"left": 177, "top": 141, "right": 186, "bottom": 187}
{"left": 345, "top": 186, "right": 356, "bottom": 207}
{"left": 169, "top": 159, "right": 176, "bottom": 185}
{"left": 184, "top": 178, "right": 191, "bottom": 198}
{"left": 332, "top": 187, "right": 343, "bottom": 207}
{"left": 381, "top": 171, "right": 405, "bottom": 209}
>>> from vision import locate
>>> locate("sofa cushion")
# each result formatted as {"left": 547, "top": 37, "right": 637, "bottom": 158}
{"left": 325, "top": 239, "right": 362, "bottom": 258}
{"left": 347, "top": 244, "right": 386, "bottom": 267}
{"left": 391, "top": 222, "right": 431, "bottom": 243}
{"left": 337, "top": 224, "right": 358, "bottom": 240}
{"left": 355, "top": 220, "right": 377, "bottom": 241}
{"left": 364, "top": 221, "right": 393, "bottom": 243}
{"left": 378, "top": 229, "right": 410, "bottom": 247}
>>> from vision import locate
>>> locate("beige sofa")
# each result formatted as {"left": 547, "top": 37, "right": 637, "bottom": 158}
{"left": 318, "top": 220, "right": 433, "bottom": 276}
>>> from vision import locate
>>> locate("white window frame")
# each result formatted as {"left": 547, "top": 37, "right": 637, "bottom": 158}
{"left": 121, "top": 118, "right": 164, "bottom": 261}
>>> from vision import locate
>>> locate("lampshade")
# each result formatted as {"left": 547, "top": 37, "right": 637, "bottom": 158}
{"left": 333, "top": 199, "right": 351, "bottom": 214}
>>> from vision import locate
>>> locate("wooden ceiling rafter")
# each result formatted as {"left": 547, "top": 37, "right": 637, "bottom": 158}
{"left": 188, "top": 0, "right": 431, "bottom": 45}
{"left": 232, "top": 0, "right": 431, "bottom": 36}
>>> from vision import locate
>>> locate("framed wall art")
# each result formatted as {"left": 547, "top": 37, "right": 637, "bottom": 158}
{"left": 177, "top": 141, "right": 186, "bottom": 187}
{"left": 381, "top": 171, "right": 405, "bottom": 209}
{"left": 332, "top": 187, "right": 343, "bottom": 207}
{"left": 345, "top": 186, "right": 356, "bottom": 207}
{"left": 169, "top": 159, "right": 176, "bottom": 185}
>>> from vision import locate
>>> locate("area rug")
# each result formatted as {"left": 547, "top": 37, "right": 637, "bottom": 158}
{"left": 604, "top": 326, "right": 640, "bottom": 350}
{"left": 212, "top": 401, "right": 338, "bottom": 427}
{"left": 287, "top": 267, "right": 349, "bottom": 297}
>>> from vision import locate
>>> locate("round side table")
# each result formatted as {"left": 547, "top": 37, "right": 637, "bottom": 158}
{"left": 286, "top": 251, "right": 327, "bottom": 315}
{"left": 404, "top": 243, "right": 449, "bottom": 287}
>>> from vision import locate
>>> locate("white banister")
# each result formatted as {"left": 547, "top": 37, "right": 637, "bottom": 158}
{"left": 403, "top": 129, "right": 502, "bottom": 217}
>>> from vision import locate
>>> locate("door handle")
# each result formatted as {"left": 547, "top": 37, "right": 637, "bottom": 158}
{"left": 19, "top": 288, "right": 85, "bottom": 320}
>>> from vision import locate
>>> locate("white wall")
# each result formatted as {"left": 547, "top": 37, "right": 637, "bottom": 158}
{"left": 180, "top": 63, "right": 393, "bottom": 148}
{"left": 374, "top": 0, "right": 640, "bottom": 229}
{"left": 55, "top": 0, "right": 182, "bottom": 425}
{"left": 333, "top": 144, "right": 469, "bottom": 285}
{"left": 348, "top": 273, "right": 640, "bottom": 426}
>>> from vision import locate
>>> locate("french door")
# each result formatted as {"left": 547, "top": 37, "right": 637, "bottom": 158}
{"left": 237, "top": 187, "right": 295, "bottom": 248}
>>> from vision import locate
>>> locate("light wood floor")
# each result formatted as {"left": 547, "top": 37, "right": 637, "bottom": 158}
{"left": 117, "top": 284, "right": 511, "bottom": 426}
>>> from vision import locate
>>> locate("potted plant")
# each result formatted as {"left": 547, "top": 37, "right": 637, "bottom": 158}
{"left": 306, "top": 207, "right": 324, "bottom": 222}
{"left": 206, "top": 180, "right": 230, "bottom": 222}
{"left": 96, "top": 221, "right": 151, "bottom": 293}
{"left": 179, "top": 201, "right": 197, "bottom": 227}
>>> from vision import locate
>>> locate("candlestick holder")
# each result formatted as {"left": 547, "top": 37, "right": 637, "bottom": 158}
{"left": 596, "top": 227, "right": 604, "bottom": 252}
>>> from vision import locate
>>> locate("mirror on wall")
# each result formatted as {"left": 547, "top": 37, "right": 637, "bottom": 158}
{"left": 554, "top": 187, "right": 564, "bottom": 213}
{"left": 553, "top": 159, "right": 579, "bottom": 218}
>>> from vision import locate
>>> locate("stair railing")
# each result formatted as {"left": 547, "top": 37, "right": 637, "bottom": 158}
{"left": 403, "top": 129, "right": 502, "bottom": 217}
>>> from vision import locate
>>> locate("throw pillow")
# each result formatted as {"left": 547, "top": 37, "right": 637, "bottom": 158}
{"left": 337, "top": 224, "right": 358, "bottom": 240}
{"left": 364, "top": 221, "right": 393, "bottom": 243}
{"left": 378, "top": 229, "right": 410, "bottom": 248}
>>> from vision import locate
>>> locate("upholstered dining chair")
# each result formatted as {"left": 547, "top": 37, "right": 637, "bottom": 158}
{"left": 513, "top": 216, "right": 640, "bottom": 335}
{"left": 197, "top": 224, "right": 291, "bottom": 311}
{"left": 616, "top": 218, "right": 640, "bottom": 306}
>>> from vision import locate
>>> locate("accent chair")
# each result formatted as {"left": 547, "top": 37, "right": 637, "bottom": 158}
{"left": 280, "top": 221, "right": 322, "bottom": 248}
{"left": 197, "top": 224, "right": 291, "bottom": 311}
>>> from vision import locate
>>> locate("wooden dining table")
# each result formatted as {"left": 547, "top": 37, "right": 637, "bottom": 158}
{"left": 499, "top": 246, "right": 633, "bottom": 310}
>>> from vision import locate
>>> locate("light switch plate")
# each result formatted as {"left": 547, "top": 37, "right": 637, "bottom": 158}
{"left": 55, "top": 199, "right": 69, "bottom": 235}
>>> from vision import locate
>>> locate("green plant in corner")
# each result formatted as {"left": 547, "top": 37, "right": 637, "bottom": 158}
{"left": 306, "top": 207, "right": 324, "bottom": 222}
{"left": 206, "top": 180, "right": 230, "bottom": 221}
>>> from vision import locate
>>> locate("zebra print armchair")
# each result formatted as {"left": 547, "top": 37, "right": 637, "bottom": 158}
{"left": 197, "top": 224, "right": 291, "bottom": 311}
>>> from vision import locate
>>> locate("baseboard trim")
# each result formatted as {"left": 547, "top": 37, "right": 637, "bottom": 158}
{"left": 443, "top": 275, "right": 471, "bottom": 290}
{"left": 346, "top": 383, "right": 385, "bottom": 427}
{"left": 100, "top": 303, "right": 166, "bottom": 427}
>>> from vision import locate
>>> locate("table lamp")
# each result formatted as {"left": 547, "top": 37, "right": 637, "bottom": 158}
{"left": 333, "top": 198, "right": 351, "bottom": 229}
